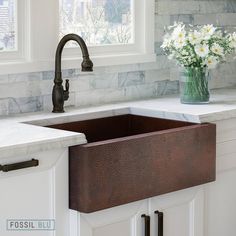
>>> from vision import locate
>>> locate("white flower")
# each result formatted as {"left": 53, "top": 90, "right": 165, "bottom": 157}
{"left": 205, "top": 56, "right": 218, "bottom": 69}
{"left": 171, "top": 24, "right": 186, "bottom": 41}
{"left": 174, "top": 38, "right": 186, "bottom": 49}
{"left": 201, "top": 24, "right": 216, "bottom": 39}
{"left": 161, "top": 22, "right": 236, "bottom": 68}
{"left": 188, "top": 30, "right": 202, "bottom": 45}
{"left": 161, "top": 33, "right": 172, "bottom": 48}
{"left": 211, "top": 43, "right": 224, "bottom": 56}
{"left": 195, "top": 44, "right": 209, "bottom": 57}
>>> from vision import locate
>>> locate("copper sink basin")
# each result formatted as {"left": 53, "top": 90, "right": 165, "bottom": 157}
{"left": 48, "top": 114, "right": 216, "bottom": 213}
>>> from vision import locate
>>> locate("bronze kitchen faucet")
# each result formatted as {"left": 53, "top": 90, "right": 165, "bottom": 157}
{"left": 52, "top": 34, "right": 93, "bottom": 113}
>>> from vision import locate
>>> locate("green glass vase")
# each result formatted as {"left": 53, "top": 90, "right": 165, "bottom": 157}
{"left": 179, "top": 67, "right": 210, "bottom": 104}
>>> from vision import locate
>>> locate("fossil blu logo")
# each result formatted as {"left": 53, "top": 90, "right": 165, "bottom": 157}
{"left": 7, "top": 219, "right": 55, "bottom": 231}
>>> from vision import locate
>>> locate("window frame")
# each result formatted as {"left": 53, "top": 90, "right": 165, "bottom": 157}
{"left": 0, "top": 0, "right": 29, "bottom": 62}
{"left": 0, "top": 0, "right": 155, "bottom": 75}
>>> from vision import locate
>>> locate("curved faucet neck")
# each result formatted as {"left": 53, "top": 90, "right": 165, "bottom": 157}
{"left": 54, "top": 34, "right": 90, "bottom": 83}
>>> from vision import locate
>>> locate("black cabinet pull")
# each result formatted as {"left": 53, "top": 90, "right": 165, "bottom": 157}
{"left": 0, "top": 159, "right": 39, "bottom": 172}
{"left": 141, "top": 214, "right": 150, "bottom": 236}
{"left": 155, "top": 210, "right": 163, "bottom": 236}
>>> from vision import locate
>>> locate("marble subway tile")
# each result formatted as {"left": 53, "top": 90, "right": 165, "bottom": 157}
{"left": 170, "top": 14, "right": 194, "bottom": 25}
{"left": 75, "top": 76, "right": 91, "bottom": 92}
{"left": 75, "top": 88, "right": 125, "bottom": 107}
{"left": 194, "top": 13, "right": 236, "bottom": 26}
{"left": 0, "top": 75, "right": 9, "bottom": 84}
{"left": 155, "top": 15, "right": 171, "bottom": 29}
{"left": 209, "top": 62, "right": 236, "bottom": 89}
{"left": 40, "top": 80, "right": 54, "bottom": 95}
{"left": 42, "top": 71, "right": 54, "bottom": 80}
{"left": 8, "top": 72, "right": 42, "bottom": 83}
{"left": 156, "top": 80, "right": 179, "bottom": 96}
{"left": 42, "top": 94, "right": 53, "bottom": 112}
{"left": 124, "top": 83, "right": 158, "bottom": 100}
{"left": 0, "top": 81, "right": 41, "bottom": 99}
{"left": 62, "top": 69, "right": 76, "bottom": 78}
{"left": 226, "top": 0, "right": 236, "bottom": 13}
{"left": 146, "top": 69, "right": 171, "bottom": 83}
{"left": 8, "top": 96, "right": 43, "bottom": 114}
{"left": 155, "top": 42, "right": 165, "bottom": 55}
{"left": 118, "top": 71, "right": 145, "bottom": 88}
{"left": 89, "top": 73, "right": 118, "bottom": 90}
{"left": 157, "top": 1, "right": 200, "bottom": 15}
{"left": 0, "top": 99, "right": 9, "bottom": 116}
{"left": 198, "top": 1, "right": 229, "bottom": 14}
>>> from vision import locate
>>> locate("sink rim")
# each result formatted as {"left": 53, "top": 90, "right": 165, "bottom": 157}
{"left": 81, "top": 123, "right": 206, "bottom": 147}
{"left": 47, "top": 114, "right": 199, "bottom": 146}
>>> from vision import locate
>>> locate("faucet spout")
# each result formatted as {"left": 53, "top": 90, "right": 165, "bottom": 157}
{"left": 52, "top": 34, "right": 93, "bottom": 113}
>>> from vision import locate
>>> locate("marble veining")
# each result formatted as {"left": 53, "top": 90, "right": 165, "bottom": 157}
{"left": 1, "top": 88, "right": 236, "bottom": 159}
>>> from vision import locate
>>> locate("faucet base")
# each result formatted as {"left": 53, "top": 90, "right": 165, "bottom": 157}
{"left": 52, "top": 109, "right": 65, "bottom": 113}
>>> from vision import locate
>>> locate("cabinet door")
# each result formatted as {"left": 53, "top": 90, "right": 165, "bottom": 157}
{"left": 72, "top": 200, "right": 149, "bottom": 236}
{"left": 0, "top": 149, "right": 68, "bottom": 236}
{"left": 206, "top": 168, "right": 236, "bottom": 236}
{"left": 205, "top": 119, "right": 236, "bottom": 236}
{"left": 150, "top": 187, "right": 204, "bottom": 236}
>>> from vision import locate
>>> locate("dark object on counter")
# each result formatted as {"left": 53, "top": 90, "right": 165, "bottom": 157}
{"left": 49, "top": 114, "right": 216, "bottom": 213}
{"left": 52, "top": 34, "right": 93, "bottom": 113}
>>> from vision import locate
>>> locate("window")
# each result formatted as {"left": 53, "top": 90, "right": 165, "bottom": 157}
{"left": 58, "top": 0, "right": 155, "bottom": 67}
{"left": 0, "top": 0, "right": 16, "bottom": 51}
{"left": 0, "top": 0, "right": 28, "bottom": 66}
{"left": 0, "top": 0, "right": 155, "bottom": 74}
{"left": 59, "top": 0, "right": 134, "bottom": 46}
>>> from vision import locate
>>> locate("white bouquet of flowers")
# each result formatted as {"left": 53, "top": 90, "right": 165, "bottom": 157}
{"left": 161, "top": 22, "right": 236, "bottom": 104}
{"left": 161, "top": 22, "right": 236, "bottom": 69}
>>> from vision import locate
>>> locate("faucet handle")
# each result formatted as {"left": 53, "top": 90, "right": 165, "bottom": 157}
{"left": 63, "top": 79, "right": 69, "bottom": 101}
{"left": 65, "top": 79, "right": 69, "bottom": 92}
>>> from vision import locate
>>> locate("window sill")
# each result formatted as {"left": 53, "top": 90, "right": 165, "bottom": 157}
{"left": 0, "top": 53, "right": 156, "bottom": 75}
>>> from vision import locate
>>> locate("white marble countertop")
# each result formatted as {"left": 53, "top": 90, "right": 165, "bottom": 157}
{"left": 1, "top": 87, "right": 236, "bottom": 158}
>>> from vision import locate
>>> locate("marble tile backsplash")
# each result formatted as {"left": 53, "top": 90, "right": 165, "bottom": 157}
{"left": 0, "top": 0, "right": 236, "bottom": 116}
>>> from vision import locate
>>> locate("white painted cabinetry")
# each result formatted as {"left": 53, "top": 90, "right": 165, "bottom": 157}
{"left": 76, "top": 200, "right": 148, "bottom": 236}
{"left": 0, "top": 148, "right": 69, "bottom": 236}
{"left": 205, "top": 118, "right": 236, "bottom": 236}
{"left": 150, "top": 187, "right": 204, "bottom": 236}
{"left": 71, "top": 186, "right": 204, "bottom": 236}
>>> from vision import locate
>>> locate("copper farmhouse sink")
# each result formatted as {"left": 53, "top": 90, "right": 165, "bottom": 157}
{"left": 48, "top": 114, "right": 216, "bottom": 213}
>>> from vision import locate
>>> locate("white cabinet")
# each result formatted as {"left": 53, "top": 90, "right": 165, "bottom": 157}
{"left": 71, "top": 186, "right": 204, "bottom": 236}
{"left": 206, "top": 169, "right": 236, "bottom": 236}
{"left": 74, "top": 200, "right": 148, "bottom": 236}
{"left": 150, "top": 187, "right": 204, "bottom": 236}
{"left": 205, "top": 118, "right": 236, "bottom": 236}
{"left": 0, "top": 148, "right": 69, "bottom": 236}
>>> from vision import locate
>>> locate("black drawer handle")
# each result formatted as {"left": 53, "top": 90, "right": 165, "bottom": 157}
{"left": 141, "top": 214, "right": 150, "bottom": 236}
{"left": 155, "top": 210, "right": 163, "bottom": 236}
{"left": 0, "top": 159, "right": 39, "bottom": 172}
